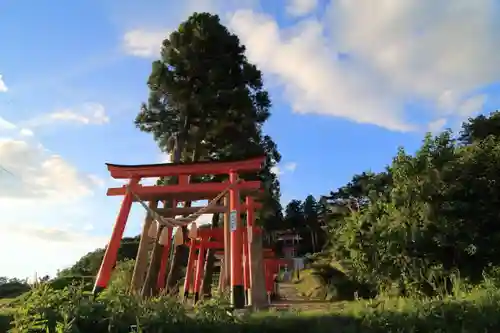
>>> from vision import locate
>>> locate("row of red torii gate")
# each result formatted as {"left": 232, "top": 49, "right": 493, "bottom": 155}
{"left": 92, "top": 156, "right": 290, "bottom": 309}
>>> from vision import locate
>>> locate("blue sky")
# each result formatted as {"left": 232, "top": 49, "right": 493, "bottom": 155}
{"left": 0, "top": 0, "right": 499, "bottom": 278}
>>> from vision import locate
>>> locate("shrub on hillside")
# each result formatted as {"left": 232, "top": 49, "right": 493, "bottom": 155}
{"left": 326, "top": 131, "right": 500, "bottom": 297}
{"left": 58, "top": 237, "right": 140, "bottom": 278}
{"left": 49, "top": 276, "right": 94, "bottom": 291}
{"left": 9, "top": 260, "right": 234, "bottom": 332}
{"left": 0, "top": 280, "right": 30, "bottom": 299}
{"left": 10, "top": 283, "right": 192, "bottom": 332}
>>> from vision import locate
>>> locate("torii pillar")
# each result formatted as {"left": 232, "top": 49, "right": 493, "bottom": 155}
{"left": 93, "top": 178, "right": 139, "bottom": 295}
{"left": 246, "top": 196, "right": 267, "bottom": 308}
{"left": 229, "top": 171, "right": 245, "bottom": 309}
{"left": 222, "top": 195, "right": 231, "bottom": 291}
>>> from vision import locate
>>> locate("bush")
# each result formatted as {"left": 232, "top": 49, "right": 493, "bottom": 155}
{"left": 322, "top": 129, "right": 500, "bottom": 298}
{"left": 48, "top": 276, "right": 94, "bottom": 291}
{"left": 0, "top": 281, "right": 30, "bottom": 299}
{"left": 9, "top": 281, "right": 500, "bottom": 332}
{"left": 11, "top": 283, "right": 189, "bottom": 332}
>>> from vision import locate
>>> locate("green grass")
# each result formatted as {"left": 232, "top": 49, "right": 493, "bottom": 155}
{"left": 0, "top": 298, "right": 17, "bottom": 332}
{"left": 251, "top": 287, "right": 500, "bottom": 332}
{"left": 291, "top": 266, "right": 366, "bottom": 301}
{"left": 292, "top": 268, "right": 328, "bottom": 298}
{"left": 4, "top": 284, "right": 500, "bottom": 332}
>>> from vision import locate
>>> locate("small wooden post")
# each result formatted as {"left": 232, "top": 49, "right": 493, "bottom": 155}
{"left": 194, "top": 241, "right": 206, "bottom": 303}
{"left": 218, "top": 257, "right": 225, "bottom": 292}
{"left": 249, "top": 227, "right": 268, "bottom": 309}
{"left": 131, "top": 200, "right": 158, "bottom": 293}
{"left": 183, "top": 240, "right": 196, "bottom": 300}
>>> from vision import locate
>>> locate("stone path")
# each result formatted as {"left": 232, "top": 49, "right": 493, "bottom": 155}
{"left": 270, "top": 282, "right": 333, "bottom": 311}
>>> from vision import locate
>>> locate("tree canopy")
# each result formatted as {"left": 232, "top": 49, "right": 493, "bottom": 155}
{"left": 133, "top": 12, "right": 282, "bottom": 293}
{"left": 135, "top": 12, "right": 281, "bottom": 220}
{"left": 317, "top": 111, "right": 500, "bottom": 296}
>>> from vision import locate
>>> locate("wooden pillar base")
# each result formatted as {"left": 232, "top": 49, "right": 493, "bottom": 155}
{"left": 231, "top": 285, "right": 245, "bottom": 309}
{"left": 249, "top": 230, "right": 267, "bottom": 309}
{"left": 131, "top": 200, "right": 158, "bottom": 293}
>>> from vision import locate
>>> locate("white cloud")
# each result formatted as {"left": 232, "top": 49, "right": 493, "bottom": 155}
{"left": 19, "top": 128, "right": 34, "bottom": 137}
{"left": 123, "top": 29, "right": 168, "bottom": 58}
{"left": 194, "top": 213, "right": 214, "bottom": 226}
{"left": 0, "top": 118, "right": 99, "bottom": 200}
{"left": 270, "top": 165, "right": 281, "bottom": 175}
{"left": 0, "top": 118, "right": 109, "bottom": 278}
{"left": 457, "top": 95, "right": 487, "bottom": 118}
{"left": 190, "top": 200, "right": 215, "bottom": 226}
{"left": 271, "top": 162, "right": 298, "bottom": 176}
{"left": 0, "top": 193, "right": 154, "bottom": 279}
{"left": 286, "top": 0, "right": 318, "bottom": 17}
{"left": 124, "top": 1, "right": 499, "bottom": 132}
{"left": 0, "top": 74, "right": 8, "bottom": 92}
{"left": 0, "top": 224, "right": 107, "bottom": 278}
{"left": 0, "top": 139, "right": 95, "bottom": 200}
{"left": 284, "top": 162, "right": 297, "bottom": 172}
{"left": 24, "top": 103, "right": 110, "bottom": 128}
{"left": 83, "top": 223, "right": 95, "bottom": 231}
{"left": 427, "top": 118, "right": 447, "bottom": 133}
{"left": 159, "top": 152, "right": 172, "bottom": 163}
{"left": 0, "top": 117, "right": 16, "bottom": 131}
{"left": 88, "top": 174, "right": 105, "bottom": 188}
{"left": 120, "top": 0, "right": 257, "bottom": 59}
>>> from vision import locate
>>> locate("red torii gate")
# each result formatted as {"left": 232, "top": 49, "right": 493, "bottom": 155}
{"left": 184, "top": 233, "right": 288, "bottom": 303}
{"left": 93, "top": 156, "right": 268, "bottom": 309}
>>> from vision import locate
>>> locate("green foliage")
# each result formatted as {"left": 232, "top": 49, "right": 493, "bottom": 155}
{"left": 48, "top": 276, "right": 93, "bottom": 292}
{"left": 135, "top": 12, "right": 282, "bottom": 229}
{"left": 193, "top": 296, "right": 233, "bottom": 324}
{"left": 58, "top": 237, "right": 139, "bottom": 278}
{"left": 459, "top": 109, "right": 500, "bottom": 144}
{"left": 12, "top": 281, "right": 500, "bottom": 332}
{"left": 10, "top": 283, "right": 186, "bottom": 332}
{"left": 101, "top": 259, "right": 136, "bottom": 296}
{"left": 133, "top": 11, "right": 283, "bottom": 292}
{"left": 257, "top": 284, "right": 500, "bottom": 332}
{"left": 321, "top": 112, "right": 500, "bottom": 297}
{"left": 278, "top": 196, "right": 327, "bottom": 255}
{"left": 0, "top": 277, "right": 30, "bottom": 299}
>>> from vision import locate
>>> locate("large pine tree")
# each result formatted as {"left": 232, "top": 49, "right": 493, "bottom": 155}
{"left": 135, "top": 12, "right": 282, "bottom": 294}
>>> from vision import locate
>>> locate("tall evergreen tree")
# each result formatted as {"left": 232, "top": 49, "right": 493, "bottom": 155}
{"left": 135, "top": 12, "right": 281, "bottom": 294}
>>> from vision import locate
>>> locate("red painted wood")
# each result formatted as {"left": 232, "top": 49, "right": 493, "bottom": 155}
{"left": 93, "top": 178, "right": 139, "bottom": 293}
{"left": 107, "top": 156, "right": 266, "bottom": 179}
{"left": 107, "top": 181, "right": 262, "bottom": 197}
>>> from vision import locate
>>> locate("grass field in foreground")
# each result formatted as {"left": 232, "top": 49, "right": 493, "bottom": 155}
{"left": 2, "top": 285, "right": 500, "bottom": 332}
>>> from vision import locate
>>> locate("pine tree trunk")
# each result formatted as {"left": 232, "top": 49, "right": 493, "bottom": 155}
{"left": 310, "top": 229, "right": 316, "bottom": 253}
